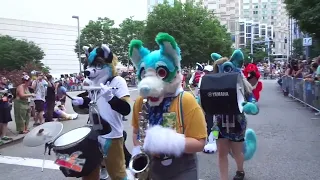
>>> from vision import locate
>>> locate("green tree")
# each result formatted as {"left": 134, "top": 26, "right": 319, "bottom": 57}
{"left": 143, "top": 0, "right": 232, "bottom": 66}
{"left": 242, "top": 38, "right": 268, "bottom": 63}
{"left": 114, "top": 17, "right": 145, "bottom": 66}
{"left": 292, "top": 38, "right": 304, "bottom": 58}
{"left": 75, "top": 17, "right": 117, "bottom": 60}
{"left": 284, "top": 0, "right": 320, "bottom": 40}
{"left": 0, "top": 35, "right": 45, "bottom": 71}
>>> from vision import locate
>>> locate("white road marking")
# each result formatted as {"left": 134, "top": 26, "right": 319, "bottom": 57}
{"left": 0, "top": 155, "right": 203, "bottom": 180}
{"left": 0, "top": 155, "right": 135, "bottom": 179}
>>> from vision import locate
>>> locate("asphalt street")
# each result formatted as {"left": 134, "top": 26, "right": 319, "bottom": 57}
{"left": 1, "top": 81, "right": 320, "bottom": 180}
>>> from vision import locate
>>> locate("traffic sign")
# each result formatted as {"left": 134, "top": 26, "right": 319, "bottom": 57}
{"left": 303, "top": 37, "right": 312, "bottom": 46}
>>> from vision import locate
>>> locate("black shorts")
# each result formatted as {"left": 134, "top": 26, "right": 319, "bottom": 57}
{"left": 0, "top": 107, "right": 12, "bottom": 124}
{"left": 34, "top": 100, "right": 45, "bottom": 112}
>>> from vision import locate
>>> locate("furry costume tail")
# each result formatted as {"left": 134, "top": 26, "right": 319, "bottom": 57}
{"left": 229, "top": 128, "right": 257, "bottom": 161}
{"left": 243, "top": 128, "right": 257, "bottom": 161}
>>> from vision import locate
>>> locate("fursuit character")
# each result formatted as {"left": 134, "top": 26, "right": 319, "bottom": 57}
{"left": 129, "top": 32, "right": 207, "bottom": 180}
{"left": 243, "top": 63, "right": 263, "bottom": 101}
{"left": 205, "top": 50, "right": 258, "bottom": 180}
{"left": 71, "top": 44, "right": 131, "bottom": 180}
{"left": 195, "top": 65, "right": 214, "bottom": 104}
{"left": 189, "top": 62, "right": 204, "bottom": 87}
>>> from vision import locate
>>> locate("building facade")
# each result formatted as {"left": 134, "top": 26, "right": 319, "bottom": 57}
{"left": 239, "top": 0, "right": 289, "bottom": 55}
{"left": 147, "top": 0, "right": 175, "bottom": 12}
{"left": 0, "top": 18, "right": 80, "bottom": 75}
{"left": 202, "top": 0, "right": 289, "bottom": 54}
{"left": 238, "top": 20, "right": 274, "bottom": 49}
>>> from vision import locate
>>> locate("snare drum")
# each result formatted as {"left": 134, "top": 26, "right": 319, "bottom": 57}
{"left": 51, "top": 126, "right": 102, "bottom": 178}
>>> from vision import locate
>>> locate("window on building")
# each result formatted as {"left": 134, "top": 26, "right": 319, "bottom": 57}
{"left": 271, "top": 16, "right": 274, "bottom": 19}
{"left": 254, "top": 27, "right": 259, "bottom": 34}
{"left": 261, "top": 29, "right": 266, "bottom": 36}
{"left": 273, "top": 32, "right": 276, "bottom": 38}
{"left": 240, "top": 32, "right": 245, "bottom": 36}
{"left": 284, "top": 43, "right": 286, "bottom": 49}
{"left": 246, "top": 38, "right": 252, "bottom": 43}
{"left": 239, "top": 44, "right": 245, "bottom": 49}
{"left": 243, "top": 5, "right": 250, "bottom": 9}
{"left": 253, "top": 11, "right": 258, "bottom": 14}
{"left": 240, "top": 24, "right": 245, "bottom": 31}
{"left": 271, "top": 22, "right": 274, "bottom": 25}
{"left": 255, "top": 5, "right": 258, "bottom": 8}
{"left": 240, "top": 37, "right": 245, "bottom": 44}
{"left": 246, "top": 26, "right": 252, "bottom": 33}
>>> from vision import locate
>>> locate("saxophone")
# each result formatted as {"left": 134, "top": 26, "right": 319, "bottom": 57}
{"left": 129, "top": 99, "right": 150, "bottom": 180}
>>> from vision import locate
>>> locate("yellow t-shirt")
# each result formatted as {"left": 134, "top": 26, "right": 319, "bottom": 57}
{"left": 132, "top": 92, "right": 207, "bottom": 139}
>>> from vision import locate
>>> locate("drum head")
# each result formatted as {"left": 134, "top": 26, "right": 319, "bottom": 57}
{"left": 236, "top": 75, "right": 245, "bottom": 113}
{"left": 54, "top": 127, "right": 91, "bottom": 147}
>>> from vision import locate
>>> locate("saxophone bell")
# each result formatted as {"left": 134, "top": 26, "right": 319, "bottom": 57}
{"left": 129, "top": 99, "right": 150, "bottom": 180}
{"left": 129, "top": 152, "right": 150, "bottom": 179}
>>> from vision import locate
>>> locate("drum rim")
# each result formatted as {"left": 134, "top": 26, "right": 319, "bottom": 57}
{"left": 52, "top": 125, "right": 92, "bottom": 150}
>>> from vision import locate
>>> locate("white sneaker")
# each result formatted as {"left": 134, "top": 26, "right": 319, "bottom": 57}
{"left": 100, "top": 168, "right": 109, "bottom": 180}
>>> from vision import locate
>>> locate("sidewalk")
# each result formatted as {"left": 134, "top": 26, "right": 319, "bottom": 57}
{"left": 1, "top": 115, "right": 35, "bottom": 148}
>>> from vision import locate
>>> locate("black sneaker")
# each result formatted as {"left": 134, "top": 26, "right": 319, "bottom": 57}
{"left": 233, "top": 171, "right": 245, "bottom": 180}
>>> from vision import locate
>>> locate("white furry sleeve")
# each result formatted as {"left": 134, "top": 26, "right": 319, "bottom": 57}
{"left": 143, "top": 125, "right": 186, "bottom": 157}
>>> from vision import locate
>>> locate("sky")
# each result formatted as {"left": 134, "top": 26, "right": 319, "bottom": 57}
{"left": 0, "top": 0, "right": 148, "bottom": 27}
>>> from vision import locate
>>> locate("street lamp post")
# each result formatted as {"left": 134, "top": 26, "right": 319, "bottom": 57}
{"left": 72, "top": 15, "right": 82, "bottom": 73}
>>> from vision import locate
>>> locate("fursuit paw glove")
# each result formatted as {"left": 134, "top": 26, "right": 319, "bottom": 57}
{"left": 203, "top": 132, "right": 217, "bottom": 154}
{"left": 71, "top": 97, "right": 84, "bottom": 106}
{"left": 100, "top": 83, "right": 114, "bottom": 102}
{"left": 242, "top": 102, "right": 259, "bottom": 115}
{"left": 143, "top": 125, "right": 185, "bottom": 157}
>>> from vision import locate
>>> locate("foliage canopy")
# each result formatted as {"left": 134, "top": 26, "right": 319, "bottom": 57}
{"left": 143, "top": 1, "right": 232, "bottom": 66}
{"left": 0, "top": 35, "right": 45, "bottom": 71}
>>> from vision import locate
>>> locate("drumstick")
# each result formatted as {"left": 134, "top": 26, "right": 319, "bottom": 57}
{"left": 41, "top": 153, "right": 46, "bottom": 172}
{"left": 65, "top": 94, "right": 74, "bottom": 100}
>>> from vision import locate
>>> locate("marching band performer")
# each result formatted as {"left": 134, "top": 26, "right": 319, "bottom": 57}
{"left": 129, "top": 33, "right": 207, "bottom": 179}
{"left": 205, "top": 50, "right": 258, "bottom": 180}
{"left": 71, "top": 44, "right": 131, "bottom": 180}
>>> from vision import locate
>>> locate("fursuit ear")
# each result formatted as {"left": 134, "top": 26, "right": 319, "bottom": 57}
{"left": 101, "top": 44, "right": 113, "bottom": 63}
{"left": 155, "top": 32, "right": 181, "bottom": 67}
{"left": 211, "top": 53, "right": 222, "bottom": 62}
{"left": 83, "top": 46, "right": 92, "bottom": 57}
{"left": 230, "top": 49, "right": 244, "bottom": 68}
{"left": 129, "top": 40, "right": 150, "bottom": 69}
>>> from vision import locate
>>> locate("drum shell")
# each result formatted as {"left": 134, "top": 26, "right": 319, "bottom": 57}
{"left": 53, "top": 127, "right": 103, "bottom": 178}
{"left": 200, "top": 72, "right": 241, "bottom": 114}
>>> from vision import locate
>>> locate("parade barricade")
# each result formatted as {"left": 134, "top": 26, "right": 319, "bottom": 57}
{"left": 281, "top": 76, "right": 320, "bottom": 111}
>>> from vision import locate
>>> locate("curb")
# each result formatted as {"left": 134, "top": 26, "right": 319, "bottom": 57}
{"left": 0, "top": 134, "right": 25, "bottom": 149}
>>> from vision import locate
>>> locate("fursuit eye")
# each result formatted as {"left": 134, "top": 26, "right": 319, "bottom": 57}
{"left": 156, "top": 67, "right": 168, "bottom": 78}
{"left": 224, "top": 65, "right": 233, "bottom": 73}
{"left": 140, "top": 68, "right": 146, "bottom": 79}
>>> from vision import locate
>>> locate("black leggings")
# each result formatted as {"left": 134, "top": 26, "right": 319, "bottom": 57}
{"left": 205, "top": 114, "right": 214, "bottom": 136}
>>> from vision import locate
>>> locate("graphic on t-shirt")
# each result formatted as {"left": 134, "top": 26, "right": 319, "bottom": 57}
{"left": 162, "top": 112, "right": 177, "bottom": 129}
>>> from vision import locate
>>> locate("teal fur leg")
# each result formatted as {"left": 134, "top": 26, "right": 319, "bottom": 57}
{"left": 229, "top": 129, "right": 257, "bottom": 161}
{"left": 242, "top": 102, "right": 259, "bottom": 115}
{"left": 243, "top": 128, "right": 257, "bottom": 161}
{"left": 196, "top": 96, "right": 200, "bottom": 104}
{"left": 102, "top": 139, "right": 112, "bottom": 156}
